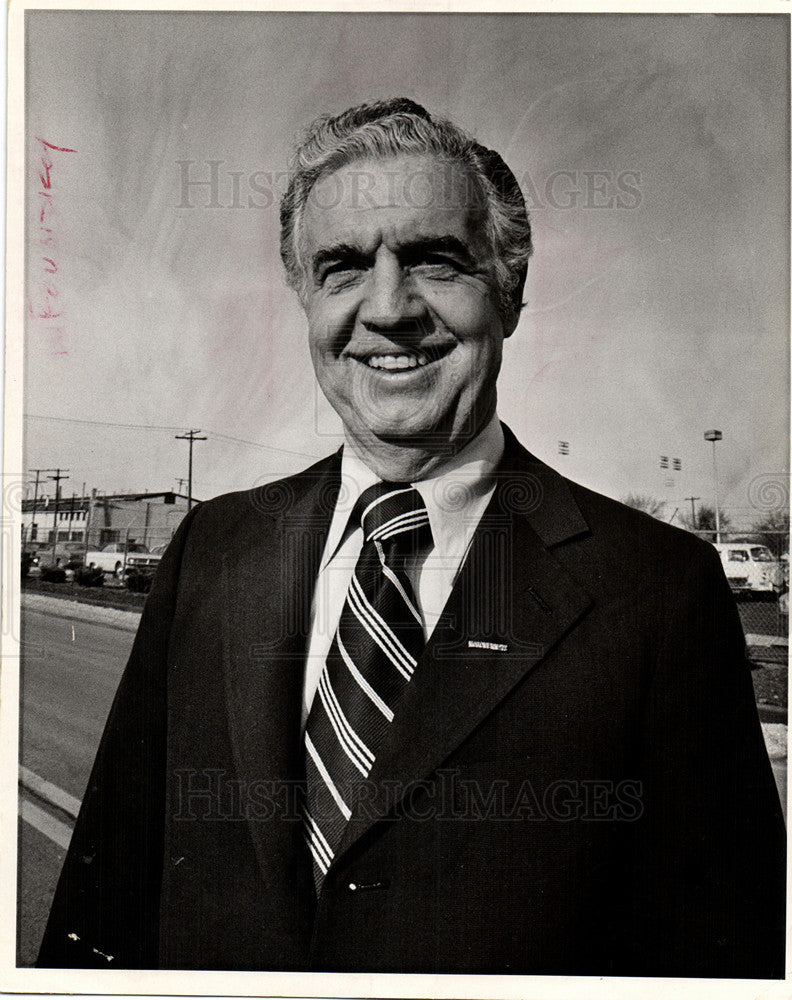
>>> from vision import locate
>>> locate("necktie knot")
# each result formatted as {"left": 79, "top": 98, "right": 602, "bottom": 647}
{"left": 354, "top": 482, "right": 431, "bottom": 548}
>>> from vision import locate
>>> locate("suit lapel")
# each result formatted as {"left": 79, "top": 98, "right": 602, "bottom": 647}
{"left": 334, "top": 431, "right": 594, "bottom": 859}
{"left": 220, "top": 454, "right": 341, "bottom": 886}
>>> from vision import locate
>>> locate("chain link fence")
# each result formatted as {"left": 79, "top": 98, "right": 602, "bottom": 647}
{"left": 698, "top": 530, "right": 789, "bottom": 641}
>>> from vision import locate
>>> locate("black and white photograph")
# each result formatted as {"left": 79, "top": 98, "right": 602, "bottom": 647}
{"left": 5, "top": 3, "right": 790, "bottom": 993}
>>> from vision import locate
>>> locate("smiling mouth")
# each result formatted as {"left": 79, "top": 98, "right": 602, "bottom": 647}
{"left": 350, "top": 344, "right": 455, "bottom": 372}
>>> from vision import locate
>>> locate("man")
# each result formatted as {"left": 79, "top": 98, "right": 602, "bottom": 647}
{"left": 38, "top": 98, "right": 785, "bottom": 977}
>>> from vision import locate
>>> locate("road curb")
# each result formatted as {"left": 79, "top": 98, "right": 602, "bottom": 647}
{"left": 760, "top": 721, "right": 788, "bottom": 762}
{"left": 21, "top": 591, "right": 141, "bottom": 632}
{"left": 745, "top": 632, "right": 789, "bottom": 648}
{"left": 19, "top": 766, "right": 80, "bottom": 820}
{"left": 758, "top": 704, "right": 788, "bottom": 725}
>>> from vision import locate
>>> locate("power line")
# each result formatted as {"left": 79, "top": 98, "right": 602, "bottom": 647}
{"left": 25, "top": 413, "right": 187, "bottom": 431}
{"left": 210, "top": 431, "right": 322, "bottom": 461}
{"left": 23, "top": 412, "right": 322, "bottom": 461}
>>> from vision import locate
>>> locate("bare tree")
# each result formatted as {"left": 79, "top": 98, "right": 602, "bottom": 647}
{"left": 750, "top": 511, "right": 790, "bottom": 558}
{"left": 677, "top": 503, "right": 731, "bottom": 539}
{"left": 621, "top": 493, "right": 665, "bottom": 518}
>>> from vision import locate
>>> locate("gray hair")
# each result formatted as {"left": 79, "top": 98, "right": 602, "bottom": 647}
{"left": 279, "top": 98, "right": 532, "bottom": 321}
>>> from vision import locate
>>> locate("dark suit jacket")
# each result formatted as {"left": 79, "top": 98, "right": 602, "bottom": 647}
{"left": 38, "top": 425, "right": 785, "bottom": 976}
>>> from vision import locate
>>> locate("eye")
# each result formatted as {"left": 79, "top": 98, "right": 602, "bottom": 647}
{"left": 320, "top": 261, "right": 366, "bottom": 290}
{"left": 411, "top": 255, "right": 463, "bottom": 278}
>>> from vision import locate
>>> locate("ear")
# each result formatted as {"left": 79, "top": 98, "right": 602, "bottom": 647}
{"left": 502, "top": 304, "right": 522, "bottom": 339}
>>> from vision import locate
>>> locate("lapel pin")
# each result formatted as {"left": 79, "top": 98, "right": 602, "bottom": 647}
{"left": 468, "top": 640, "right": 508, "bottom": 652}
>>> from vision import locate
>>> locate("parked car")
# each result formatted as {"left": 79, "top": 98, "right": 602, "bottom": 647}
{"left": 22, "top": 549, "right": 43, "bottom": 575}
{"left": 32, "top": 542, "right": 85, "bottom": 571}
{"left": 57, "top": 542, "right": 88, "bottom": 570}
{"left": 714, "top": 543, "right": 784, "bottom": 596}
{"left": 85, "top": 542, "right": 163, "bottom": 579}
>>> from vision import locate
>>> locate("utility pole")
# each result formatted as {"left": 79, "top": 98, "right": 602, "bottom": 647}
{"left": 85, "top": 488, "right": 96, "bottom": 551}
{"left": 685, "top": 496, "right": 700, "bottom": 530}
{"left": 47, "top": 469, "right": 69, "bottom": 561}
{"left": 175, "top": 430, "right": 206, "bottom": 511}
{"left": 176, "top": 477, "right": 187, "bottom": 494}
{"left": 28, "top": 468, "right": 57, "bottom": 547}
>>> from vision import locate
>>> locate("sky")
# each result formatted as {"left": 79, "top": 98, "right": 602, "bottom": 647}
{"left": 21, "top": 11, "right": 790, "bottom": 529}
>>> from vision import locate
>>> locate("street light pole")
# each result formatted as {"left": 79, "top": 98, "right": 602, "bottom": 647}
{"left": 704, "top": 431, "right": 723, "bottom": 543}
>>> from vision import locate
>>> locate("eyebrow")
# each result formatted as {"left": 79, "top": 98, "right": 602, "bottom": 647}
{"left": 311, "top": 243, "right": 366, "bottom": 280}
{"left": 310, "top": 236, "right": 478, "bottom": 280}
{"left": 402, "top": 237, "right": 476, "bottom": 267}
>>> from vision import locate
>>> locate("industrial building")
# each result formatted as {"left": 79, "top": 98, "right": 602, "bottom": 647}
{"left": 21, "top": 491, "right": 194, "bottom": 555}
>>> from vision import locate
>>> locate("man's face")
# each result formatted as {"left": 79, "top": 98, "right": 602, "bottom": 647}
{"left": 299, "top": 154, "right": 517, "bottom": 457}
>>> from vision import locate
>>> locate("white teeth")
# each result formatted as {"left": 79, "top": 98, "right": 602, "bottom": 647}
{"left": 365, "top": 353, "right": 428, "bottom": 371}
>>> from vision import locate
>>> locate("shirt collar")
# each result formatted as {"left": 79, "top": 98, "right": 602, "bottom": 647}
{"left": 323, "top": 414, "right": 504, "bottom": 567}
{"left": 413, "top": 415, "right": 503, "bottom": 564}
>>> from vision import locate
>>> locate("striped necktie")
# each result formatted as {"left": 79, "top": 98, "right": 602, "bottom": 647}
{"left": 303, "top": 481, "right": 432, "bottom": 890}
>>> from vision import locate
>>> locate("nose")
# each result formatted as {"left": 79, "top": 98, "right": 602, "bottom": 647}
{"left": 358, "top": 249, "right": 428, "bottom": 331}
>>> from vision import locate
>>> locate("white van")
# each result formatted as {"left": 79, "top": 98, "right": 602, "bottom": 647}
{"left": 714, "top": 543, "right": 784, "bottom": 596}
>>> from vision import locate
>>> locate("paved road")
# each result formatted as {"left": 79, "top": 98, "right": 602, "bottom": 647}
{"left": 17, "top": 602, "right": 788, "bottom": 967}
{"left": 20, "top": 609, "right": 134, "bottom": 801}
{"left": 17, "top": 819, "right": 67, "bottom": 966}
{"left": 18, "top": 608, "right": 134, "bottom": 965}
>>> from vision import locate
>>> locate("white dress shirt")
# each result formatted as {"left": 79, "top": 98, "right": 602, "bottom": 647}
{"left": 302, "top": 414, "right": 504, "bottom": 727}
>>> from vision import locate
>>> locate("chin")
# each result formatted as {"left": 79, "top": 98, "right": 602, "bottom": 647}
{"left": 364, "top": 410, "right": 441, "bottom": 441}
{"left": 347, "top": 399, "right": 421, "bottom": 430}
{"left": 367, "top": 425, "right": 432, "bottom": 444}
{"left": 370, "top": 425, "right": 467, "bottom": 459}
